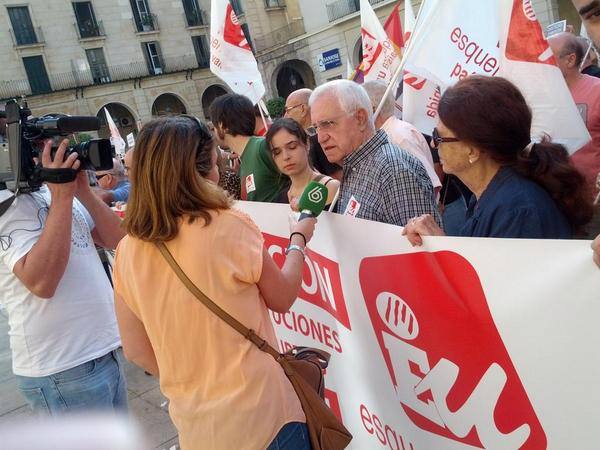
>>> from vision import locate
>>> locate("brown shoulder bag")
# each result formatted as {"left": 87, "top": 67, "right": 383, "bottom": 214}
{"left": 156, "top": 242, "right": 352, "bottom": 450}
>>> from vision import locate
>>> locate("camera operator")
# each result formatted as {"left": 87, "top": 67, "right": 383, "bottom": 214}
{"left": 0, "top": 138, "right": 127, "bottom": 414}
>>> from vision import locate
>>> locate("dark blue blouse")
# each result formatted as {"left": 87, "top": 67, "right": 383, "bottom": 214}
{"left": 459, "top": 167, "right": 572, "bottom": 239}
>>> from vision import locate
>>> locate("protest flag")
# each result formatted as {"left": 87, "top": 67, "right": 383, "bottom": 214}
{"left": 210, "top": 0, "right": 265, "bottom": 104}
{"left": 104, "top": 107, "right": 126, "bottom": 159}
{"left": 383, "top": 2, "right": 403, "bottom": 51}
{"left": 359, "top": 0, "right": 401, "bottom": 84}
{"left": 401, "top": 0, "right": 441, "bottom": 133}
{"left": 352, "top": 3, "right": 402, "bottom": 84}
{"left": 401, "top": 0, "right": 590, "bottom": 152}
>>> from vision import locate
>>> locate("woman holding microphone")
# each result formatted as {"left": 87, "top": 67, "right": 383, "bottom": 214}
{"left": 112, "top": 115, "right": 315, "bottom": 450}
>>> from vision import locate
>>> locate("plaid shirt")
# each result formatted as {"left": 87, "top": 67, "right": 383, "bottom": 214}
{"left": 333, "top": 130, "right": 442, "bottom": 227}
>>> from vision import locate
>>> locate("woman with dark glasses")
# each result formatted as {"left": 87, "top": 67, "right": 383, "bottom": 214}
{"left": 404, "top": 75, "right": 591, "bottom": 244}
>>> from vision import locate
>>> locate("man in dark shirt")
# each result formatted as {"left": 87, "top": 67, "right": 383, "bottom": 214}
{"left": 284, "top": 88, "right": 342, "bottom": 181}
{"left": 309, "top": 80, "right": 440, "bottom": 227}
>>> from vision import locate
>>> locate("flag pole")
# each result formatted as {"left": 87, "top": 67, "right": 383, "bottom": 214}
{"left": 373, "top": 0, "right": 426, "bottom": 122}
{"left": 580, "top": 41, "right": 593, "bottom": 72}
{"left": 257, "top": 100, "right": 269, "bottom": 131}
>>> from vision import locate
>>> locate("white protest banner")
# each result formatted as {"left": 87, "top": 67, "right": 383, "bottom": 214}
{"left": 104, "top": 108, "right": 126, "bottom": 159}
{"left": 359, "top": 0, "right": 400, "bottom": 84}
{"left": 403, "top": 0, "right": 590, "bottom": 152}
{"left": 238, "top": 201, "right": 600, "bottom": 450}
{"left": 210, "top": 0, "right": 265, "bottom": 104}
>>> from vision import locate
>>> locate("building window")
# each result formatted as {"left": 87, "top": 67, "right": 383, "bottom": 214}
{"left": 143, "top": 41, "right": 163, "bottom": 75}
{"left": 23, "top": 55, "right": 51, "bottom": 95}
{"left": 265, "top": 0, "right": 285, "bottom": 7}
{"left": 183, "top": 0, "right": 204, "bottom": 27}
{"left": 230, "top": 0, "right": 243, "bottom": 16}
{"left": 73, "top": 2, "right": 102, "bottom": 38}
{"left": 7, "top": 6, "right": 38, "bottom": 45}
{"left": 131, "top": 0, "right": 157, "bottom": 32}
{"left": 192, "top": 35, "right": 210, "bottom": 68}
{"left": 86, "top": 48, "right": 111, "bottom": 84}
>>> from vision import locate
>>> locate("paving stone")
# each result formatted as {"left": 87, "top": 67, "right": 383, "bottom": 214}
{"left": 0, "top": 404, "right": 34, "bottom": 423}
{"left": 128, "top": 397, "right": 178, "bottom": 449}
{"left": 0, "top": 349, "right": 15, "bottom": 383}
{"left": 140, "top": 386, "right": 170, "bottom": 411}
{"left": 0, "top": 377, "right": 27, "bottom": 416}
{"left": 123, "top": 360, "right": 159, "bottom": 396}
{"left": 156, "top": 436, "right": 180, "bottom": 450}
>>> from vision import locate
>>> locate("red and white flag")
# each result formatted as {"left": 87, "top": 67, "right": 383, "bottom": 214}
{"left": 359, "top": 0, "right": 400, "bottom": 84}
{"left": 210, "top": 0, "right": 265, "bottom": 104}
{"left": 401, "top": 0, "right": 441, "bottom": 133}
{"left": 402, "top": 0, "right": 590, "bottom": 152}
{"left": 104, "top": 107, "right": 126, "bottom": 159}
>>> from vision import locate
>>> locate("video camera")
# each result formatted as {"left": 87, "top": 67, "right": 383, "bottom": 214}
{"left": 1, "top": 99, "right": 113, "bottom": 198}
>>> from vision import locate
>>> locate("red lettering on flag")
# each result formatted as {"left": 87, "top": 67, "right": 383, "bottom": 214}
{"left": 505, "top": 0, "right": 555, "bottom": 65}
{"left": 359, "top": 29, "right": 383, "bottom": 75}
{"left": 223, "top": 4, "right": 250, "bottom": 51}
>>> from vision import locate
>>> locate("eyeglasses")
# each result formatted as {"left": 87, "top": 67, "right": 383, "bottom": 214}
{"left": 96, "top": 174, "right": 109, "bottom": 180}
{"left": 284, "top": 104, "right": 305, "bottom": 114}
{"left": 431, "top": 127, "right": 460, "bottom": 147}
{"left": 311, "top": 113, "right": 353, "bottom": 134}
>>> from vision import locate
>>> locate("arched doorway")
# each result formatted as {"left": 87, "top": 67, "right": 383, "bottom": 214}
{"left": 274, "top": 60, "right": 316, "bottom": 98}
{"left": 151, "top": 93, "right": 187, "bottom": 117}
{"left": 201, "top": 84, "right": 228, "bottom": 120}
{"left": 96, "top": 103, "right": 138, "bottom": 141}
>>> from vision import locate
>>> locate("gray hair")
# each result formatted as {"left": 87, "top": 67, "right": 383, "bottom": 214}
{"left": 110, "top": 158, "right": 126, "bottom": 179}
{"left": 362, "top": 80, "right": 394, "bottom": 120}
{"left": 309, "top": 79, "right": 373, "bottom": 122}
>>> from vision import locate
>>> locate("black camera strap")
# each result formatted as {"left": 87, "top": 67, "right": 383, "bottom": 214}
{"left": 39, "top": 168, "right": 78, "bottom": 184}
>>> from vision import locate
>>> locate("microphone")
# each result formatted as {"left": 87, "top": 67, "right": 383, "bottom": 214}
{"left": 55, "top": 116, "right": 101, "bottom": 132}
{"left": 297, "top": 181, "right": 328, "bottom": 221}
{"left": 33, "top": 116, "right": 101, "bottom": 133}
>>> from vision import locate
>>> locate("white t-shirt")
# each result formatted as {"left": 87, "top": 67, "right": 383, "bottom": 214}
{"left": 0, "top": 187, "right": 120, "bottom": 377}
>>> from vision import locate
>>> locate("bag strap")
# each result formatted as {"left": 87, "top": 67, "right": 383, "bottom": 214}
{"left": 155, "top": 241, "right": 281, "bottom": 360}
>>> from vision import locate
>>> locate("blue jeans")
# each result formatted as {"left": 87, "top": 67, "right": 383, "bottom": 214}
{"left": 268, "top": 422, "right": 312, "bottom": 450}
{"left": 16, "top": 348, "right": 128, "bottom": 414}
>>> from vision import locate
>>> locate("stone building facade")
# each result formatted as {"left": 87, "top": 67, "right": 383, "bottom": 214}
{"left": 0, "top": 0, "right": 574, "bottom": 138}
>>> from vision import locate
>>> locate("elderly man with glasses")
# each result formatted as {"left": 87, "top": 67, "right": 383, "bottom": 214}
{"left": 309, "top": 79, "right": 440, "bottom": 227}
{"left": 284, "top": 88, "right": 343, "bottom": 181}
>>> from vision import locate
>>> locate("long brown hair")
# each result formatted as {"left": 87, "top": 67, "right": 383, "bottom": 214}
{"left": 125, "top": 116, "right": 232, "bottom": 242}
{"left": 438, "top": 75, "right": 592, "bottom": 232}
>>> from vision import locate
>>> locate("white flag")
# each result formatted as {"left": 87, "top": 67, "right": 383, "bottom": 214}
{"left": 104, "top": 108, "right": 126, "bottom": 159}
{"left": 359, "top": 0, "right": 400, "bottom": 84}
{"left": 210, "top": 0, "right": 265, "bottom": 104}
{"left": 402, "top": 0, "right": 590, "bottom": 152}
{"left": 401, "top": 0, "right": 441, "bottom": 134}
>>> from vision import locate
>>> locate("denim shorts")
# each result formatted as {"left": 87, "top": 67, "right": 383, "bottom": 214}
{"left": 15, "top": 348, "right": 128, "bottom": 414}
{"left": 267, "top": 422, "right": 311, "bottom": 450}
